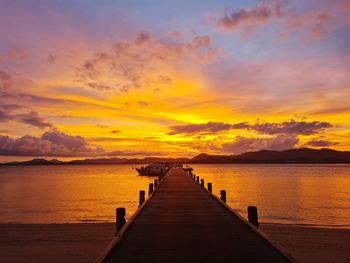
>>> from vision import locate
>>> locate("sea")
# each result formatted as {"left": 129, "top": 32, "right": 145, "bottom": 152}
{"left": 0, "top": 164, "right": 349, "bottom": 228}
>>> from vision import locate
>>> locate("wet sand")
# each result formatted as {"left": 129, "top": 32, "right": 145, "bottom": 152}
{"left": 0, "top": 223, "right": 349, "bottom": 262}
{"left": 0, "top": 223, "right": 115, "bottom": 263}
{"left": 261, "top": 224, "right": 350, "bottom": 263}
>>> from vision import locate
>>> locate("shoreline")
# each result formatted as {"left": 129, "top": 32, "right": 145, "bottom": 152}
{"left": 3, "top": 221, "right": 349, "bottom": 229}
{"left": 1, "top": 222, "right": 349, "bottom": 262}
{"left": 262, "top": 221, "right": 350, "bottom": 230}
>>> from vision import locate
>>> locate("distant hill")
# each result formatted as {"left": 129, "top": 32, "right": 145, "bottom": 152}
{"left": 2, "top": 148, "right": 350, "bottom": 165}
{"left": 189, "top": 148, "right": 350, "bottom": 164}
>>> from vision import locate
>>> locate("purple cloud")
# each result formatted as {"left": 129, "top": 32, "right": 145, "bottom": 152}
{"left": 168, "top": 120, "right": 332, "bottom": 136}
{"left": 0, "top": 109, "right": 53, "bottom": 129}
{"left": 77, "top": 32, "right": 218, "bottom": 93}
{"left": 250, "top": 120, "right": 332, "bottom": 135}
{"left": 305, "top": 139, "right": 338, "bottom": 147}
{"left": 0, "top": 48, "right": 27, "bottom": 63}
{"left": 168, "top": 121, "right": 249, "bottom": 135}
{"left": 217, "top": 1, "right": 285, "bottom": 35}
{"left": 217, "top": 1, "right": 285, "bottom": 34}
{"left": 216, "top": 0, "right": 336, "bottom": 40}
{"left": 0, "top": 70, "right": 12, "bottom": 92}
{"left": 16, "top": 111, "right": 53, "bottom": 129}
{"left": 222, "top": 135, "right": 299, "bottom": 154}
{"left": 0, "top": 131, "right": 104, "bottom": 157}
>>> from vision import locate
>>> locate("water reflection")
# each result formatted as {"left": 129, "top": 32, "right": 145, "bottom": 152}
{"left": 192, "top": 164, "right": 350, "bottom": 227}
{"left": 0, "top": 164, "right": 349, "bottom": 227}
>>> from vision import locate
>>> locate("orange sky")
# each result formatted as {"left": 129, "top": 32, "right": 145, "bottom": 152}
{"left": 0, "top": 0, "right": 350, "bottom": 161}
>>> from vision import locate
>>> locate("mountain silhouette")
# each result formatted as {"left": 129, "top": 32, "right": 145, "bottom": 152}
{"left": 2, "top": 148, "right": 350, "bottom": 165}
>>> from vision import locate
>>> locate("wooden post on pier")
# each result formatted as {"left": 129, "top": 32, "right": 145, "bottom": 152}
{"left": 148, "top": 183, "right": 154, "bottom": 196}
{"left": 139, "top": 190, "right": 145, "bottom": 207}
{"left": 154, "top": 179, "right": 158, "bottom": 188}
{"left": 248, "top": 206, "right": 259, "bottom": 227}
{"left": 220, "top": 190, "right": 226, "bottom": 203}
{"left": 207, "top": 183, "right": 212, "bottom": 193}
{"left": 196, "top": 176, "right": 199, "bottom": 183}
{"left": 116, "top": 207, "right": 126, "bottom": 235}
{"left": 200, "top": 178, "right": 204, "bottom": 186}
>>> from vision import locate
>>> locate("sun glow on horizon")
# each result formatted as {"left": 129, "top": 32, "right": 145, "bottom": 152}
{"left": 0, "top": 0, "right": 350, "bottom": 161}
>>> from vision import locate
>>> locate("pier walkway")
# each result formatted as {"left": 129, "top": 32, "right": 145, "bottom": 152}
{"left": 98, "top": 168, "right": 295, "bottom": 262}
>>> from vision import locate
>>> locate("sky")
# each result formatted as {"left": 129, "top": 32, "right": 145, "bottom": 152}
{"left": 0, "top": 0, "right": 350, "bottom": 161}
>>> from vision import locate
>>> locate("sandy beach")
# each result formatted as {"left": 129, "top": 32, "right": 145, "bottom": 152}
{"left": 261, "top": 224, "right": 350, "bottom": 263}
{"left": 0, "top": 223, "right": 349, "bottom": 263}
{"left": 0, "top": 223, "right": 115, "bottom": 263}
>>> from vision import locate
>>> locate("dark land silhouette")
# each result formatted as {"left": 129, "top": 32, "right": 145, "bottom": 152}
{"left": 2, "top": 148, "right": 350, "bottom": 165}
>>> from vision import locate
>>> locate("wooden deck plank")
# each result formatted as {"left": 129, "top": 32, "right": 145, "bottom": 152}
{"left": 101, "top": 169, "right": 294, "bottom": 263}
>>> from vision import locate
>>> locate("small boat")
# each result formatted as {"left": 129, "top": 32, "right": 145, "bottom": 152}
{"left": 136, "top": 162, "right": 169, "bottom": 176}
{"left": 136, "top": 162, "right": 193, "bottom": 176}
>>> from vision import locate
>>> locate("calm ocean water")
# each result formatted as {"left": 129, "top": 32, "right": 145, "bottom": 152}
{"left": 0, "top": 164, "right": 349, "bottom": 227}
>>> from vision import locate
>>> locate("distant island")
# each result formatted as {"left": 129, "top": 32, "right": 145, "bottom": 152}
{"left": 2, "top": 148, "right": 350, "bottom": 165}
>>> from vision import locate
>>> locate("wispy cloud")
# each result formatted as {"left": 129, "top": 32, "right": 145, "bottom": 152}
{"left": 304, "top": 138, "right": 338, "bottom": 147}
{"left": 249, "top": 120, "right": 332, "bottom": 135}
{"left": 77, "top": 32, "right": 219, "bottom": 93}
{"left": 0, "top": 109, "right": 52, "bottom": 129}
{"left": 216, "top": 0, "right": 338, "bottom": 40}
{"left": 168, "top": 121, "right": 249, "bottom": 135}
{"left": 168, "top": 120, "right": 332, "bottom": 136}
{"left": 0, "top": 0, "right": 349, "bottom": 158}
{"left": 0, "top": 48, "right": 27, "bottom": 62}
{"left": 217, "top": 0, "right": 285, "bottom": 35}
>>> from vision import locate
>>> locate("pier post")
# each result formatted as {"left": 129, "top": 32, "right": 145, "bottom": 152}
{"left": 220, "top": 190, "right": 226, "bottom": 203}
{"left": 139, "top": 190, "right": 145, "bottom": 207}
{"left": 148, "top": 183, "right": 154, "bottom": 196}
{"left": 116, "top": 207, "right": 126, "bottom": 235}
{"left": 200, "top": 178, "right": 204, "bottom": 187}
{"left": 196, "top": 176, "right": 199, "bottom": 183}
{"left": 248, "top": 206, "right": 259, "bottom": 227}
{"left": 207, "top": 183, "right": 212, "bottom": 193}
{"left": 154, "top": 179, "right": 158, "bottom": 188}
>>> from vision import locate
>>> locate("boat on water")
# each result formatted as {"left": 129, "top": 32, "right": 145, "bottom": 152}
{"left": 136, "top": 162, "right": 193, "bottom": 176}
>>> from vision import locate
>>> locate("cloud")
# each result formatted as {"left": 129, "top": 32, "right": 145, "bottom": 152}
{"left": 106, "top": 150, "right": 164, "bottom": 157}
{"left": 305, "top": 138, "right": 338, "bottom": 147}
{"left": 311, "top": 106, "right": 350, "bottom": 115}
{"left": 77, "top": 31, "right": 219, "bottom": 93}
{"left": 339, "top": 0, "right": 350, "bottom": 14}
{"left": 0, "top": 48, "right": 27, "bottom": 62}
{"left": 0, "top": 131, "right": 104, "bottom": 157}
{"left": 16, "top": 111, "right": 53, "bottom": 129}
{"left": 0, "top": 70, "right": 33, "bottom": 95}
{"left": 249, "top": 120, "right": 332, "bottom": 135}
{"left": 0, "top": 110, "right": 12, "bottom": 122}
{"left": 0, "top": 109, "right": 53, "bottom": 129}
{"left": 168, "top": 121, "right": 249, "bottom": 135}
{"left": 217, "top": 1, "right": 285, "bottom": 33}
{"left": 86, "top": 82, "right": 113, "bottom": 91}
{"left": 222, "top": 135, "right": 299, "bottom": 154}
{"left": 0, "top": 70, "right": 12, "bottom": 92}
{"left": 0, "top": 131, "right": 164, "bottom": 157}
{"left": 168, "top": 120, "right": 331, "bottom": 136}
{"left": 45, "top": 53, "right": 56, "bottom": 64}
{"left": 216, "top": 0, "right": 336, "bottom": 40}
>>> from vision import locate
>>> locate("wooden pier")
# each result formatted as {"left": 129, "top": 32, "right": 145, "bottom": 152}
{"left": 97, "top": 168, "right": 296, "bottom": 263}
